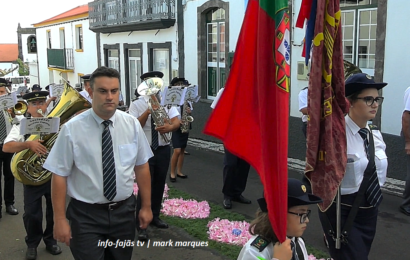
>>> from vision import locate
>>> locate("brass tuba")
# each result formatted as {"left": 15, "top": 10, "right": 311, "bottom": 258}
{"left": 137, "top": 78, "right": 172, "bottom": 143}
{"left": 11, "top": 82, "right": 91, "bottom": 185}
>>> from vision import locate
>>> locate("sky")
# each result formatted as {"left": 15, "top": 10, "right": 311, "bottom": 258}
{"left": 0, "top": 0, "right": 90, "bottom": 44}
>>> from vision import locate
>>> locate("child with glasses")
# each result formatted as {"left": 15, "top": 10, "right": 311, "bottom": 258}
{"left": 237, "top": 178, "right": 322, "bottom": 260}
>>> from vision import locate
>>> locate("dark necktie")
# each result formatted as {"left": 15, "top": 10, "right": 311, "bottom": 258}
{"left": 290, "top": 239, "right": 300, "bottom": 260}
{"left": 151, "top": 116, "right": 158, "bottom": 150}
{"left": 358, "top": 128, "right": 383, "bottom": 207}
{"left": 102, "top": 120, "right": 116, "bottom": 201}
{"left": 0, "top": 111, "right": 8, "bottom": 143}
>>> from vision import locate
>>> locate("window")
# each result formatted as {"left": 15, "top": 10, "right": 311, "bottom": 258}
{"left": 147, "top": 42, "right": 172, "bottom": 86}
{"left": 76, "top": 25, "right": 83, "bottom": 51}
{"left": 59, "top": 28, "right": 65, "bottom": 49}
{"left": 27, "top": 35, "right": 37, "bottom": 53}
{"left": 128, "top": 49, "right": 142, "bottom": 100}
{"left": 108, "top": 49, "right": 119, "bottom": 72}
{"left": 46, "top": 30, "right": 52, "bottom": 49}
{"left": 341, "top": 1, "right": 378, "bottom": 70}
{"left": 206, "top": 8, "right": 226, "bottom": 99}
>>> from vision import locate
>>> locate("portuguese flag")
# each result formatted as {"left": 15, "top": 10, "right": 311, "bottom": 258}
{"left": 204, "top": 0, "right": 290, "bottom": 242}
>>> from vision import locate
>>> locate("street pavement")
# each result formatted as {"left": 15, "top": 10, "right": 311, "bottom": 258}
{"left": 1, "top": 140, "right": 410, "bottom": 259}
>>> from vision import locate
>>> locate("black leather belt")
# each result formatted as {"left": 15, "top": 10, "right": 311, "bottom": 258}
{"left": 72, "top": 196, "right": 131, "bottom": 211}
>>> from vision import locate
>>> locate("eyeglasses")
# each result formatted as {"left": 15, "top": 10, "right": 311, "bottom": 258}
{"left": 355, "top": 96, "right": 384, "bottom": 106}
{"left": 288, "top": 210, "right": 311, "bottom": 224}
{"left": 29, "top": 101, "right": 45, "bottom": 106}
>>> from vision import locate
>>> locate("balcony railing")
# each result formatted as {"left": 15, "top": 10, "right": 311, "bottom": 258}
{"left": 89, "top": 0, "right": 176, "bottom": 33}
{"left": 47, "top": 48, "right": 74, "bottom": 70}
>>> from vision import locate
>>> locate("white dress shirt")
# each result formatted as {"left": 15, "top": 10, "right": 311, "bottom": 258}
{"left": 404, "top": 86, "right": 410, "bottom": 112}
{"left": 43, "top": 109, "right": 153, "bottom": 204}
{"left": 237, "top": 236, "right": 308, "bottom": 260}
{"left": 298, "top": 88, "right": 308, "bottom": 122}
{"left": 1, "top": 110, "right": 21, "bottom": 144}
{"left": 129, "top": 96, "right": 179, "bottom": 146}
{"left": 79, "top": 90, "right": 92, "bottom": 103}
{"left": 210, "top": 88, "right": 224, "bottom": 109}
{"left": 342, "top": 115, "right": 388, "bottom": 195}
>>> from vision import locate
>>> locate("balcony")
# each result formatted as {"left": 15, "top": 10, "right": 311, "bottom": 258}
{"left": 89, "top": 0, "right": 176, "bottom": 34}
{"left": 47, "top": 48, "right": 74, "bottom": 71}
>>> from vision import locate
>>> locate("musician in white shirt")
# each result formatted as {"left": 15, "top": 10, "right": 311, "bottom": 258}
{"left": 129, "top": 71, "right": 180, "bottom": 241}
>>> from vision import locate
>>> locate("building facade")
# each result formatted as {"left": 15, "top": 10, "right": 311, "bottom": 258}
{"left": 32, "top": 4, "right": 98, "bottom": 89}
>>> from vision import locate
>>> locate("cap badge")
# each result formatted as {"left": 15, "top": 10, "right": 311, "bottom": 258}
{"left": 35, "top": 94, "right": 39, "bottom": 97}
{"left": 365, "top": 74, "right": 372, "bottom": 79}
{"left": 301, "top": 185, "right": 306, "bottom": 193}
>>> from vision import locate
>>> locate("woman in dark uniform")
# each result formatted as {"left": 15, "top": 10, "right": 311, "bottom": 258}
{"left": 169, "top": 77, "right": 189, "bottom": 182}
{"left": 319, "top": 73, "right": 388, "bottom": 260}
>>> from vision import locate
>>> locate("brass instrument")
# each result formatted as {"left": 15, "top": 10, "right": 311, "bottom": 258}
{"left": 137, "top": 78, "right": 172, "bottom": 143}
{"left": 11, "top": 82, "right": 92, "bottom": 185}
{"left": 180, "top": 85, "right": 200, "bottom": 133}
{"left": 14, "top": 100, "right": 28, "bottom": 115}
{"left": 344, "top": 60, "right": 362, "bottom": 80}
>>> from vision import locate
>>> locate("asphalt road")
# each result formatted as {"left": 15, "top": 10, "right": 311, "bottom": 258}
{"left": 0, "top": 144, "right": 409, "bottom": 259}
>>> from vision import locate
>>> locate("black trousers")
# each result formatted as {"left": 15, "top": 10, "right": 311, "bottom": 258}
{"left": 136, "top": 145, "right": 170, "bottom": 223}
{"left": 0, "top": 145, "right": 15, "bottom": 208}
{"left": 302, "top": 121, "right": 307, "bottom": 138}
{"left": 67, "top": 195, "right": 136, "bottom": 260}
{"left": 23, "top": 181, "right": 56, "bottom": 248}
{"left": 400, "top": 132, "right": 410, "bottom": 210}
{"left": 318, "top": 193, "right": 378, "bottom": 260}
{"left": 222, "top": 148, "right": 250, "bottom": 199}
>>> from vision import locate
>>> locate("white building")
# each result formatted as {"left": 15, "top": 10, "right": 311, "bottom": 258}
{"left": 32, "top": 4, "right": 98, "bottom": 89}
{"left": 17, "top": 24, "right": 38, "bottom": 84}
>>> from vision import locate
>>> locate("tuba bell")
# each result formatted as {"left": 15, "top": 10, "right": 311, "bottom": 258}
{"left": 10, "top": 82, "right": 91, "bottom": 185}
{"left": 137, "top": 78, "right": 172, "bottom": 143}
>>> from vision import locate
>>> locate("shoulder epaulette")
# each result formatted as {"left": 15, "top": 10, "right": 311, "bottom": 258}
{"left": 250, "top": 236, "right": 270, "bottom": 252}
{"left": 302, "top": 87, "right": 308, "bottom": 90}
{"left": 369, "top": 124, "right": 378, "bottom": 131}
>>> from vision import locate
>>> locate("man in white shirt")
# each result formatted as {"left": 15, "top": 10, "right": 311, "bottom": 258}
{"left": 129, "top": 71, "right": 180, "bottom": 241}
{"left": 401, "top": 86, "right": 410, "bottom": 216}
{"left": 298, "top": 87, "right": 308, "bottom": 138}
{"left": 79, "top": 74, "right": 92, "bottom": 103}
{"left": 43, "top": 67, "right": 153, "bottom": 260}
{"left": 3, "top": 90, "right": 62, "bottom": 259}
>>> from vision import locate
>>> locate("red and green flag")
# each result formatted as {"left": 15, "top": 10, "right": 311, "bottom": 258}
{"left": 204, "top": 0, "right": 290, "bottom": 242}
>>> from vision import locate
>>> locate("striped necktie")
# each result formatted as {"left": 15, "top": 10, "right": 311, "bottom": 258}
{"left": 290, "top": 240, "right": 300, "bottom": 260}
{"left": 102, "top": 120, "right": 116, "bottom": 201}
{"left": 0, "top": 111, "right": 8, "bottom": 144}
{"left": 151, "top": 116, "right": 159, "bottom": 150}
{"left": 358, "top": 128, "right": 383, "bottom": 207}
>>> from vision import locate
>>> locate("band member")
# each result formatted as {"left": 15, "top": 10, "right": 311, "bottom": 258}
{"left": 43, "top": 67, "right": 153, "bottom": 260}
{"left": 79, "top": 74, "right": 92, "bottom": 103}
{"left": 45, "top": 85, "right": 58, "bottom": 114}
{"left": 211, "top": 88, "right": 252, "bottom": 209}
{"left": 0, "top": 78, "right": 19, "bottom": 219}
{"left": 31, "top": 84, "right": 41, "bottom": 92}
{"left": 129, "top": 71, "right": 180, "bottom": 241}
{"left": 169, "top": 77, "right": 190, "bottom": 182}
{"left": 2, "top": 91, "right": 62, "bottom": 260}
{"left": 318, "top": 73, "right": 388, "bottom": 260}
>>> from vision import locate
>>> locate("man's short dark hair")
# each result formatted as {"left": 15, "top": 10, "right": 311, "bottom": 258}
{"left": 90, "top": 67, "right": 120, "bottom": 90}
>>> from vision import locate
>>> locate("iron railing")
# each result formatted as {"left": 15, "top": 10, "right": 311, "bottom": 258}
{"left": 89, "top": 0, "right": 176, "bottom": 29}
{"left": 47, "top": 48, "right": 74, "bottom": 70}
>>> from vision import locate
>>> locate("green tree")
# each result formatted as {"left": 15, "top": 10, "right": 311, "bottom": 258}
{"left": 15, "top": 58, "right": 29, "bottom": 76}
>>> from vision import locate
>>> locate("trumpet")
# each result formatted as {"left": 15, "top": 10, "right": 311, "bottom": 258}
{"left": 3, "top": 100, "right": 28, "bottom": 123}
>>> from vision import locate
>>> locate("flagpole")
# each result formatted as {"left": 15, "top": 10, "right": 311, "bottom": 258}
{"left": 335, "top": 186, "right": 341, "bottom": 249}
